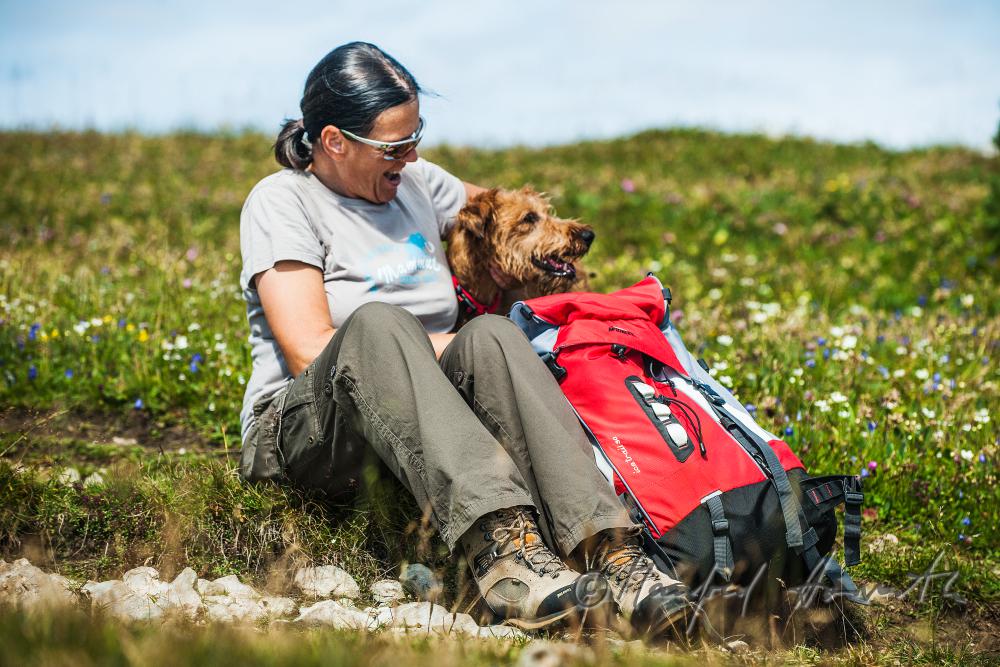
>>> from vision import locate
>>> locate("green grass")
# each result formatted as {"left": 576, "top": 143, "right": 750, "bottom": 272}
{"left": 0, "top": 126, "right": 998, "bottom": 662}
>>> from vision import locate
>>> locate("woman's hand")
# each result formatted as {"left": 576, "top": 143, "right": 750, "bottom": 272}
{"left": 255, "top": 261, "right": 335, "bottom": 376}
{"left": 429, "top": 333, "right": 456, "bottom": 360}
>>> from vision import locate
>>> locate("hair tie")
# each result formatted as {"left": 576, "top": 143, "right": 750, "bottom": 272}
{"left": 300, "top": 127, "right": 313, "bottom": 150}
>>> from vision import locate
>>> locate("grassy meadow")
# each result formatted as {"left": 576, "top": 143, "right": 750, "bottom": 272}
{"left": 0, "top": 126, "right": 997, "bottom": 663}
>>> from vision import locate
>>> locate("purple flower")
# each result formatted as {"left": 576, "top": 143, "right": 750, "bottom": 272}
{"left": 28, "top": 323, "right": 40, "bottom": 341}
{"left": 867, "top": 421, "right": 877, "bottom": 432}
{"left": 90, "top": 334, "right": 100, "bottom": 343}
{"left": 133, "top": 398, "right": 144, "bottom": 410}
{"left": 118, "top": 318, "right": 127, "bottom": 329}
{"left": 868, "top": 460, "right": 877, "bottom": 471}
{"left": 980, "top": 453, "right": 987, "bottom": 463}
{"left": 784, "top": 426, "right": 794, "bottom": 436}
{"left": 860, "top": 468, "right": 870, "bottom": 478}
{"left": 620, "top": 178, "right": 635, "bottom": 193}
{"left": 878, "top": 366, "right": 889, "bottom": 379}
{"left": 188, "top": 361, "right": 199, "bottom": 373}
{"left": 940, "top": 354, "right": 950, "bottom": 363}
{"left": 876, "top": 335, "right": 885, "bottom": 343}
{"left": 64, "top": 369, "right": 73, "bottom": 379}
{"left": 822, "top": 348, "right": 831, "bottom": 360}
{"left": 806, "top": 359, "right": 816, "bottom": 368}
{"left": 182, "top": 278, "right": 193, "bottom": 289}
{"left": 100, "top": 266, "right": 111, "bottom": 275}
{"left": 918, "top": 295, "right": 928, "bottom": 306}
{"left": 28, "top": 365, "right": 37, "bottom": 380}
{"left": 185, "top": 246, "right": 199, "bottom": 262}
{"left": 817, "top": 337, "right": 827, "bottom": 347}
{"left": 192, "top": 353, "right": 204, "bottom": 364}
{"left": 958, "top": 533, "right": 965, "bottom": 541}
{"left": 961, "top": 517, "right": 971, "bottom": 526}
{"left": 933, "top": 372, "right": 941, "bottom": 383}
{"left": 744, "top": 403, "right": 756, "bottom": 414}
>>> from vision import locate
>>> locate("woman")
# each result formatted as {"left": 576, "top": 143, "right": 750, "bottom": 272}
{"left": 238, "top": 41, "right": 691, "bottom": 636}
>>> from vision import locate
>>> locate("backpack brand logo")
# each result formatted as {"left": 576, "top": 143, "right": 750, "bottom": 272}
{"left": 612, "top": 435, "right": 641, "bottom": 474}
{"left": 608, "top": 326, "right": 635, "bottom": 336}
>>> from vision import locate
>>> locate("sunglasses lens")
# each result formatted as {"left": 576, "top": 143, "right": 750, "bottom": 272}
{"left": 384, "top": 139, "right": 420, "bottom": 160}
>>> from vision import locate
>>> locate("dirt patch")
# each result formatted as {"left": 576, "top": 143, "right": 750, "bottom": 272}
{"left": 0, "top": 406, "right": 221, "bottom": 455}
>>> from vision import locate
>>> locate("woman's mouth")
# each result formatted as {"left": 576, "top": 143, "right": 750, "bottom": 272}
{"left": 383, "top": 171, "right": 402, "bottom": 187}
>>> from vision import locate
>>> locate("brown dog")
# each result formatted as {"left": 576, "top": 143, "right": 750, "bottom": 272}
{"left": 446, "top": 187, "right": 595, "bottom": 329}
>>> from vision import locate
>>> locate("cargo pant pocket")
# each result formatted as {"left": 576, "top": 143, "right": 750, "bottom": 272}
{"left": 239, "top": 390, "right": 288, "bottom": 483}
{"left": 279, "top": 367, "right": 333, "bottom": 491}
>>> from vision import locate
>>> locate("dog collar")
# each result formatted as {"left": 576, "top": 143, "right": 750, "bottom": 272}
{"left": 453, "top": 275, "right": 502, "bottom": 318}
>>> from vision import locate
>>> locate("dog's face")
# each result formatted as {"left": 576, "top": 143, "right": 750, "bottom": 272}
{"left": 452, "top": 187, "right": 595, "bottom": 294}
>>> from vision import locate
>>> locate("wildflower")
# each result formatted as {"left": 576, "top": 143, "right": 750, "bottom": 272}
{"left": 90, "top": 334, "right": 100, "bottom": 343}
{"left": 192, "top": 353, "right": 204, "bottom": 364}
{"left": 915, "top": 369, "right": 929, "bottom": 380}
{"left": 876, "top": 335, "right": 885, "bottom": 343}
{"left": 118, "top": 318, "right": 127, "bottom": 328}
{"left": 860, "top": 468, "right": 870, "bottom": 478}
{"left": 137, "top": 329, "right": 149, "bottom": 343}
{"left": 917, "top": 295, "right": 927, "bottom": 307}
{"left": 974, "top": 408, "right": 989, "bottom": 424}
{"left": 213, "top": 341, "right": 227, "bottom": 352}
{"left": 961, "top": 517, "right": 971, "bottom": 526}
{"left": 719, "top": 375, "right": 733, "bottom": 386}
{"left": 805, "top": 359, "right": 816, "bottom": 368}
{"left": 28, "top": 323, "right": 40, "bottom": 341}
{"left": 133, "top": 398, "right": 144, "bottom": 410}
{"left": 877, "top": 366, "right": 889, "bottom": 378}
{"left": 921, "top": 407, "right": 936, "bottom": 419}
{"left": 893, "top": 369, "right": 906, "bottom": 378}
{"left": 64, "top": 369, "right": 73, "bottom": 379}
{"left": 837, "top": 409, "right": 851, "bottom": 419}
{"left": 187, "top": 322, "right": 201, "bottom": 332}
{"left": 744, "top": 403, "right": 756, "bottom": 414}
{"left": 188, "top": 361, "right": 199, "bottom": 373}
{"left": 980, "top": 453, "right": 987, "bottom": 463}
{"left": 868, "top": 461, "right": 877, "bottom": 471}
{"left": 960, "top": 449, "right": 973, "bottom": 461}
{"left": 50, "top": 328, "right": 59, "bottom": 339}
{"left": 73, "top": 321, "right": 89, "bottom": 335}
{"left": 186, "top": 246, "right": 199, "bottom": 262}
{"left": 822, "top": 348, "right": 831, "bottom": 360}
{"left": 960, "top": 294, "right": 974, "bottom": 308}
{"left": 173, "top": 335, "right": 189, "bottom": 350}
{"left": 830, "top": 391, "right": 848, "bottom": 404}
{"left": 28, "top": 365, "right": 37, "bottom": 380}
{"left": 182, "top": 278, "right": 193, "bottom": 288}
{"left": 841, "top": 335, "right": 857, "bottom": 350}
{"left": 817, "top": 337, "right": 827, "bottom": 347}
{"left": 814, "top": 400, "right": 831, "bottom": 413}
{"left": 126, "top": 322, "right": 135, "bottom": 332}
{"left": 784, "top": 426, "right": 794, "bottom": 436}
{"left": 716, "top": 334, "right": 733, "bottom": 346}
{"left": 867, "top": 421, "right": 877, "bottom": 432}
{"left": 90, "top": 317, "right": 103, "bottom": 327}
{"left": 620, "top": 178, "right": 635, "bottom": 193}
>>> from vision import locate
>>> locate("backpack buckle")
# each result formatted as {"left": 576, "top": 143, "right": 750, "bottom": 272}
{"left": 711, "top": 518, "right": 730, "bottom": 535}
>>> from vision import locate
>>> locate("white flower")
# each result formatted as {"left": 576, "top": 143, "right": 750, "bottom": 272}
{"left": 841, "top": 335, "right": 857, "bottom": 350}
{"left": 714, "top": 361, "right": 729, "bottom": 371}
{"left": 717, "top": 334, "right": 733, "bottom": 346}
{"left": 909, "top": 306, "right": 923, "bottom": 317}
{"left": 174, "top": 335, "right": 189, "bottom": 350}
{"left": 895, "top": 346, "right": 907, "bottom": 356}
{"left": 830, "top": 391, "right": 848, "bottom": 404}
{"left": 921, "top": 407, "right": 936, "bottom": 419}
{"left": 960, "top": 449, "right": 974, "bottom": 461}
{"left": 761, "top": 302, "right": 780, "bottom": 316}
{"left": 793, "top": 368, "right": 804, "bottom": 377}
{"left": 214, "top": 332, "right": 223, "bottom": 340}
{"left": 178, "top": 373, "right": 186, "bottom": 381}
{"left": 974, "top": 408, "right": 990, "bottom": 424}
{"left": 837, "top": 410, "right": 851, "bottom": 419}
{"left": 751, "top": 312, "right": 769, "bottom": 324}
{"left": 213, "top": 342, "right": 227, "bottom": 352}
{"left": 187, "top": 322, "right": 201, "bottom": 332}
{"left": 208, "top": 402, "right": 215, "bottom": 412}
{"left": 89, "top": 317, "right": 103, "bottom": 327}
{"left": 73, "top": 321, "right": 89, "bottom": 335}
{"left": 915, "top": 369, "right": 929, "bottom": 380}
{"left": 960, "top": 294, "right": 974, "bottom": 308}
{"left": 893, "top": 369, "right": 906, "bottom": 378}
{"left": 719, "top": 375, "right": 733, "bottom": 386}
{"left": 962, "top": 423, "right": 972, "bottom": 432}
{"left": 739, "top": 277, "right": 754, "bottom": 287}
{"left": 708, "top": 288, "right": 723, "bottom": 301}
{"left": 830, "top": 326, "right": 845, "bottom": 338}
{"left": 161, "top": 340, "right": 174, "bottom": 351}
{"left": 815, "top": 400, "right": 831, "bottom": 413}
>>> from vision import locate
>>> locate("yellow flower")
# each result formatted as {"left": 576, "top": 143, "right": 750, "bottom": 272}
{"left": 138, "top": 329, "right": 149, "bottom": 343}
{"left": 102, "top": 315, "right": 113, "bottom": 324}
{"left": 126, "top": 323, "right": 135, "bottom": 332}
{"left": 50, "top": 328, "right": 59, "bottom": 339}
{"left": 39, "top": 332, "right": 49, "bottom": 342}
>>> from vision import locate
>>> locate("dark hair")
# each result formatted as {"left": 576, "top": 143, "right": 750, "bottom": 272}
{"left": 274, "top": 42, "right": 421, "bottom": 170}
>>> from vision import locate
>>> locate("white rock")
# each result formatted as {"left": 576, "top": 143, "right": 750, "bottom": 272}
{"left": 57, "top": 467, "right": 81, "bottom": 485}
{"left": 261, "top": 596, "right": 297, "bottom": 619}
{"left": 0, "top": 558, "right": 77, "bottom": 610}
{"left": 869, "top": 533, "right": 899, "bottom": 553}
{"left": 122, "top": 567, "right": 166, "bottom": 596}
{"left": 725, "top": 639, "right": 751, "bottom": 654}
{"left": 203, "top": 594, "right": 267, "bottom": 623}
{"left": 84, "top": 578, "right": 166, "bottom": 622}
{"left": 371, "top": 579, "right": 406, "bottom": 606}
{"left": 517, "top": 641, "right": 591, "bottom": 667}
{"left": 383, "top": 601, "right": 480, "bottom": 635}
{"left": 293, "top": 565, "right": 360, "bottom": 599}
{"left": 83, "top": 472, "right": 105, "bottom": 487}
{"left": 295, "top": 599, "right": 370, "bottom": 629}
{"left": 198, "top": 574, "right": 259, "bottom": 599}
{"left": 165, "top": 568, "right": 202, "bottom": 619}
{"left": 866, "top": 584, "right": 901, "bottom": 605}
{"left": 112, "top": 436, "right": 138, "bottom": 446}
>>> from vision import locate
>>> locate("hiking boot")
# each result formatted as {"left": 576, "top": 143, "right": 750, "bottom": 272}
{"left": 460, "top": 506, "right": 608, "bottom": 629}
{"left": 595, "top": 534, "right": 693, "bottom": 640}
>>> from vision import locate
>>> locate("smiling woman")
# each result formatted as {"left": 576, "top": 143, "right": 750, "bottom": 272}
{"left": 237, "top": 41, "right": 693, "bottom": 636}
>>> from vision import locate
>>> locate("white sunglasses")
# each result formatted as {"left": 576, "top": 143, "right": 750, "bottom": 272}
{"left": 339, "top": 117, "right": 425, "bottom": 161}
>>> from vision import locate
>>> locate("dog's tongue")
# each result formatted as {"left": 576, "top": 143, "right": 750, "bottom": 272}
{"left": 546, "top": 257, "right": 571, "bottom": 272}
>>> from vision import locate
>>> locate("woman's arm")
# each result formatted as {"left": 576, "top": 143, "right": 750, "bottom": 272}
{"left": 463, "top": 181, "right": 487, "bottom": 200}
{"left": 257, "top": 260, "right": 456, "bottom": 374}
{"left": 255, "top": 261, "right": 336, "bottom": 377}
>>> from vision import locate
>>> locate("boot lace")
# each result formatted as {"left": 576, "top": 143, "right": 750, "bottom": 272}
{"left": 484, "top": 508, "right": 566, "bottom": 578}
{"left": 600, "top": 539, "right": 659, "bottom": 594}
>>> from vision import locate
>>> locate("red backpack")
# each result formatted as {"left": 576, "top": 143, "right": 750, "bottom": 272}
{"left": 510, "top": 276, "right": 864, "bottom": 600}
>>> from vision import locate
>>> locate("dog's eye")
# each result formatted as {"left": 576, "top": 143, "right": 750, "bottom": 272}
{"left": 521, "top": 212, "right": 539, "bottom": 225}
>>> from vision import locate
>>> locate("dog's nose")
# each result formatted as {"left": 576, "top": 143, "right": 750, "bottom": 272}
{"left": 579, "top": 229, "right": 596, "bottom": 248}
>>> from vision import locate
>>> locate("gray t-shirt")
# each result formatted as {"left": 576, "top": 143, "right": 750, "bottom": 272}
{"left": 238, "top": 158, "right": 467, "bottom": 443}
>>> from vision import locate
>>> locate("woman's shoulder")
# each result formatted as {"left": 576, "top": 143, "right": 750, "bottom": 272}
{"left": 245, "top": 169, "right": 312, "bottom": 203}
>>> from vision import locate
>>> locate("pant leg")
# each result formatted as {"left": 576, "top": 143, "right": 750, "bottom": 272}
{"left": 439, "top": 314, "right": 636, "bottom": 557}
{"left": 266, "top": 302, "right": 536, "bottom": 551}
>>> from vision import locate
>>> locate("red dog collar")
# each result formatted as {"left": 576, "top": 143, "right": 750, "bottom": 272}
{"left": 453, "top": 275, "right": 502, "bottom": 318}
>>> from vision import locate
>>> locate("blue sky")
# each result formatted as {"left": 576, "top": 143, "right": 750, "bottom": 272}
{"left": 1, "top": 1, "right": 998, "bottom": 150}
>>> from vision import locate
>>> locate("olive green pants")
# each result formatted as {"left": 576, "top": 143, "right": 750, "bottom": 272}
{"left": 240, "top": 302, "right": 633, "bottom": 555}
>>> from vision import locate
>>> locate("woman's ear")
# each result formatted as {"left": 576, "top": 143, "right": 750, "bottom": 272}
{"left": 320, "top": 125, "right": 348, "bottom": 159}
{"left": 455, "top": 188, "right": 500, "bottom": 239}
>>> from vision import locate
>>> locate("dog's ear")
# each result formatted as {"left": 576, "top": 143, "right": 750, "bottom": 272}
{"left": 456, "top": 188, "right": 500, "bottom": 239}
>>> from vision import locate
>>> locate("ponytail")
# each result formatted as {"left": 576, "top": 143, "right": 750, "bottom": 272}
{"left": 274, "top": 118, "right": 313, "bottom": 170}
